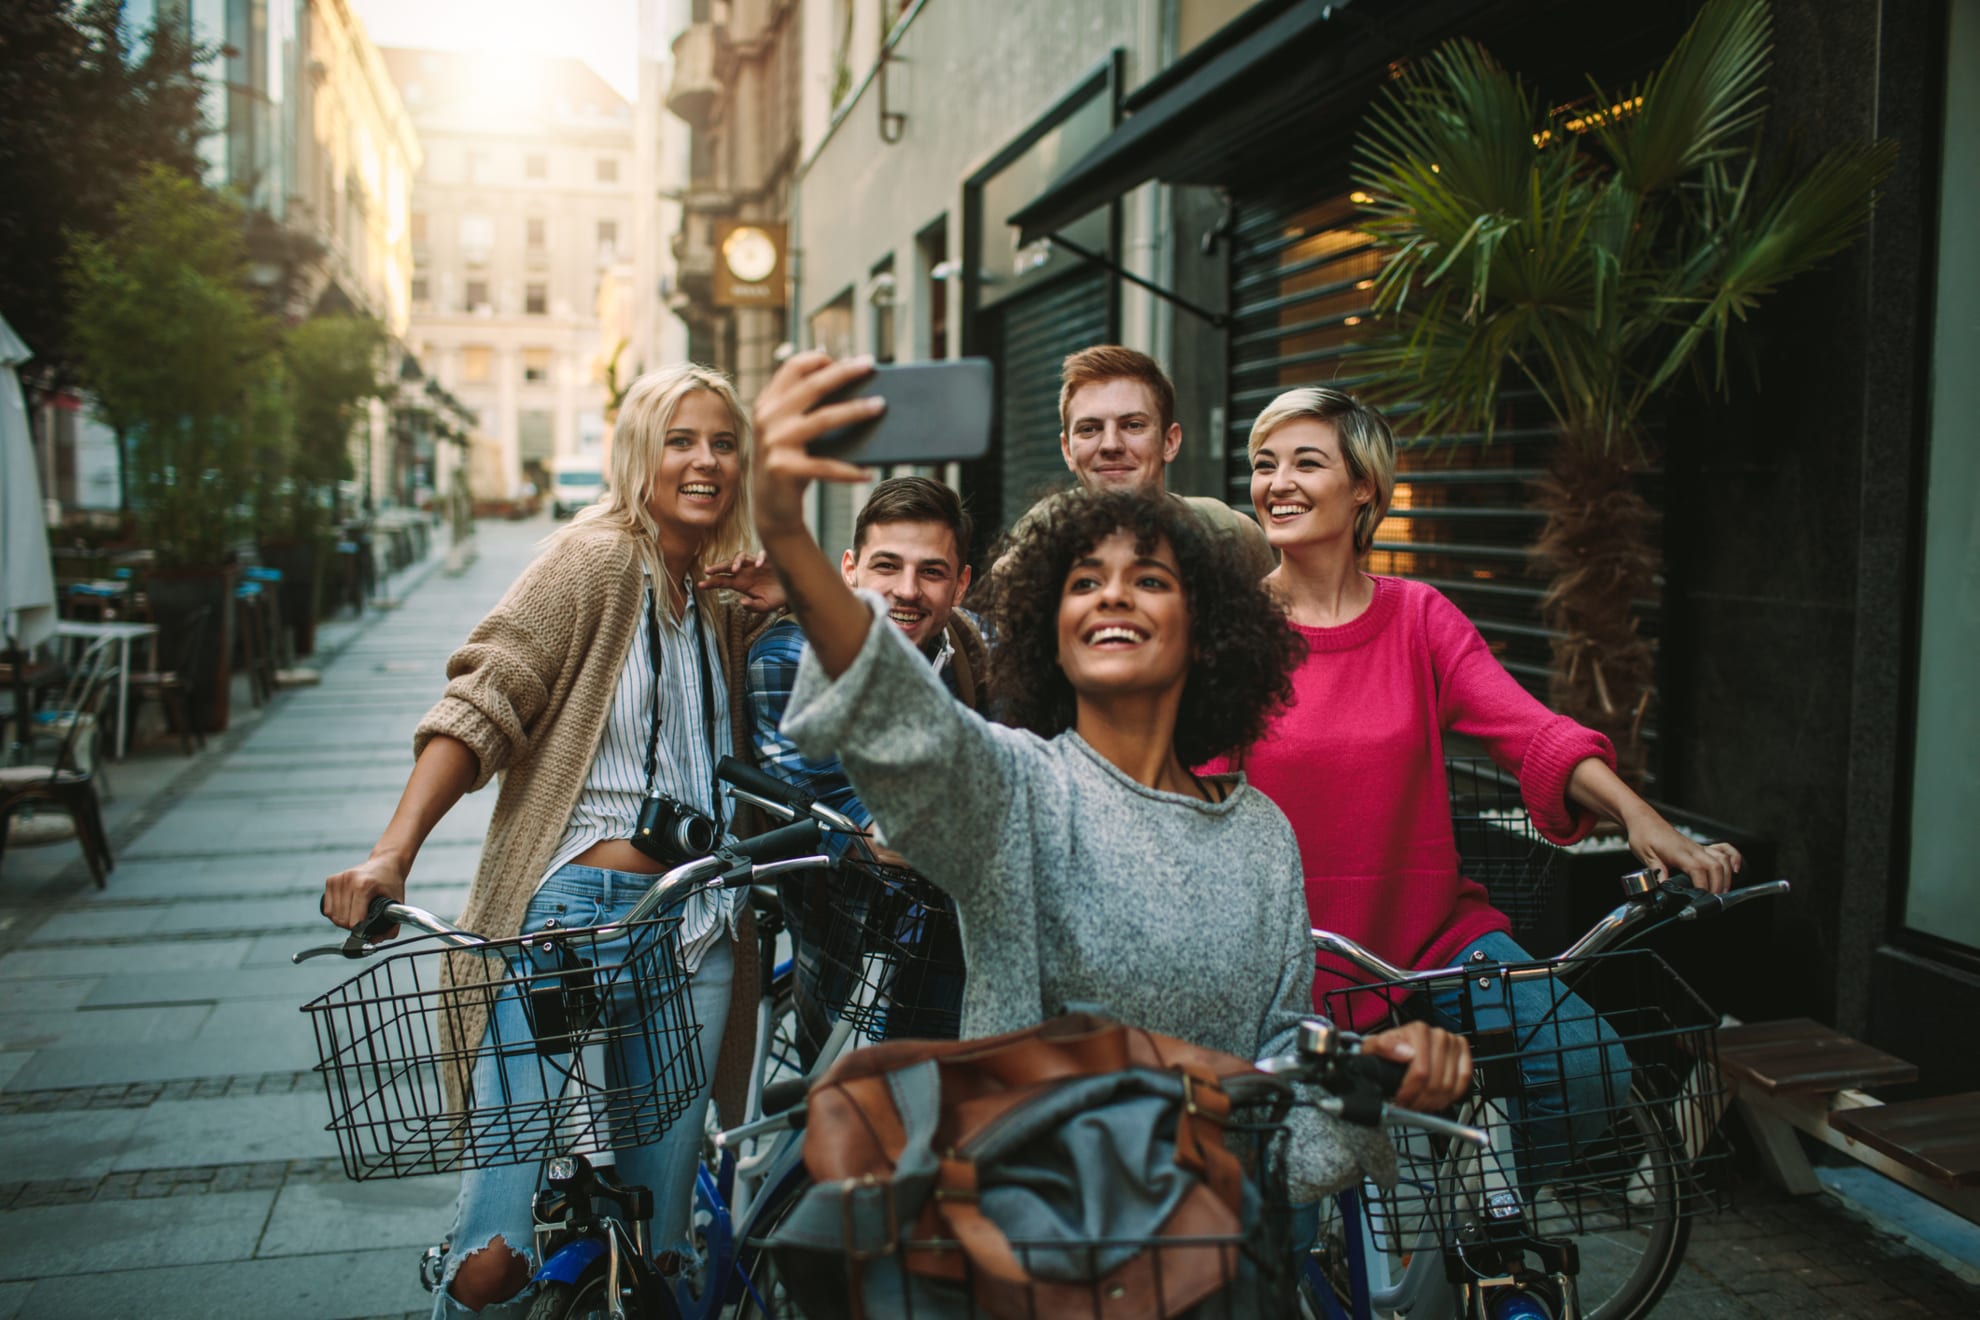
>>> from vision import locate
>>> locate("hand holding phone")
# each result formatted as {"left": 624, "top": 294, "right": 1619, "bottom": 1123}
{"left": 808, "top": 359, "right": 994, "bottom": 466}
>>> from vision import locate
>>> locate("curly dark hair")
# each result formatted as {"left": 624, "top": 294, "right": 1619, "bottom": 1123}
{"left": 987, "top": 489, "right": 1301, "bottom": 766}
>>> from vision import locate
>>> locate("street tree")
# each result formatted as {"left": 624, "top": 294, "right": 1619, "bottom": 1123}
{"left": 1350, "top": 0, "right": 1894, "bottom": 781}
{"left": 283, "top": 314, "right": 390, "bottom": 541}
{"left": 0, "top": 0, "right": 209, "bottom": 395}
{"left": 66, "top": 165, "right": 273, "bottom": 566}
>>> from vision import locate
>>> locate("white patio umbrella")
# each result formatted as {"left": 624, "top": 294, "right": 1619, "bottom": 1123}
{"left": 1, "top": 313, "right": 57, "bottom": 758}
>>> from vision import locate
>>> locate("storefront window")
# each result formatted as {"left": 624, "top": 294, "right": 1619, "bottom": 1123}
{"left": 1902, "top": 1, "right": 1980, "bottom": 952}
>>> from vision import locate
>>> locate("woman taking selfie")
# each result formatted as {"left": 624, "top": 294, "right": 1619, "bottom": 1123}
{"left": 319, "top": 364, "right": 770, "bottom": 1317}
{"left": 1214, "top": 385, "right": 1742, "bottom": 1127}
{"left": 746, "top": 351, "right": 1472, "bottom": 1204}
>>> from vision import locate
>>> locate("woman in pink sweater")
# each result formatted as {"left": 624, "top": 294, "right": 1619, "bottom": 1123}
{"left": 1213, "top": 385, "right": 1742, "bottom": 1150}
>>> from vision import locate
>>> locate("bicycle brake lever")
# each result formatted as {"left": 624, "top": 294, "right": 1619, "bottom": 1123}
{"left": 292, "top": 939, "right": 371, "bottom": 964}
{"left": 1381, "top": 1104, "right": 1491, "bottom": 1148}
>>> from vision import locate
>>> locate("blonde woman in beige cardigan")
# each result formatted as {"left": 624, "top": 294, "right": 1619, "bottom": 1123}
{"left": 321, "top": 364, "right": 777, "bottom": 1318}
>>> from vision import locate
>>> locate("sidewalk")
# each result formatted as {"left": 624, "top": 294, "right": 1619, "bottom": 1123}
{"left": 3, "top": 515, "right": 1976, "bottom": 1317}
{"left": 0, "top": 518, "right": 539, "bottom": 1320}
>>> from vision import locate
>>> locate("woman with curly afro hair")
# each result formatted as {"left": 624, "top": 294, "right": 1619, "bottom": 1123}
{"left": 985, "top": 486, "right": 1299, "bottom": 768}
{"left": 744, "top": 353, "right": 1471, "bottom": 1205}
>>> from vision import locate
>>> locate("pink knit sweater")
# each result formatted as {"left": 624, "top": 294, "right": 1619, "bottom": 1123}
{"left": 1205, "top": 576, "right": 1613, "bottom": 1014}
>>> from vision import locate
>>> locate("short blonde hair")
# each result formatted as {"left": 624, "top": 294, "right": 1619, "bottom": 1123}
{"left": 553, "top": 363, "right": 753, "bottom": 615}
{"left": 1247, "top": 387, "right": 1396, "bottom": 555}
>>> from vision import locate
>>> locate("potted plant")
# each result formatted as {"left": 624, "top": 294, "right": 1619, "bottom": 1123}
{"left": 66, "top": 164, "right": 274, "bottom": 732}
{"left": 265, "top": 314, "right": 388, "bottom": 655}
{"left": 1350, "top": 0, "right": 1894, "bottom": 782}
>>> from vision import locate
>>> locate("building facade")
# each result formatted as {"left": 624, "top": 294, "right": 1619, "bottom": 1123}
{"left": 294, "top": 1, "right": 422, "bottom": 510}
{"left": 664, "top": 0, "right": 1979, "bottom": 1092}
{"left": 662, "top": 0, "right": 807, "bottom": 406}
{"left": 52, "top": 1, "right": 422, "bottom": 515}
{"left": 383, "top": 48, "right": 636, "bottom": 504}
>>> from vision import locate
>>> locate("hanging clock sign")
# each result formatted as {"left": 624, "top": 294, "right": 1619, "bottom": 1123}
{"left": 714, "top": 221, "right": 787, "bottom": 308}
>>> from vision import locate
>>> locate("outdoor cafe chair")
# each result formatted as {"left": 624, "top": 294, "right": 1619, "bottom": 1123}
{"left": 0, "top": 637, "right": 117, "bottom": 887}
{"left": 29, "top": 634, "right": 119, "bottom": 800}
{"left": 128, "top": 604, "right": 209, "bottom": 757}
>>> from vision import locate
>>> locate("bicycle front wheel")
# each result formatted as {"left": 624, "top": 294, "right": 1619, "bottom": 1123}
{"left": 1541, "top": 1087, "right": 1691, "bottom": 1320}
{"left": 525, "top": 1269, "right": 612, "bottom": 1320}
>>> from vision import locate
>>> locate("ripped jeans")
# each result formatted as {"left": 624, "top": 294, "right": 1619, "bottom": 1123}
{"left": 431, "top": 865, "right": 734, "bottom": 1318}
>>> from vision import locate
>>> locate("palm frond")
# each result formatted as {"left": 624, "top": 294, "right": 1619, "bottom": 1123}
{"left": 1644, "top": 137, "right": 1896, "bottom": 395}
{"left": 1592, "top": 0, "right": 1773, "bottom": 195}
{"left": 1351, "top": 0, "right": 1887, "bottom": 458}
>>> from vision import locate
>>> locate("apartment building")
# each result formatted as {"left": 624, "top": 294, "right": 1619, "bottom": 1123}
{"left": 383, "top": 48, "right": 636, "bottom": 501}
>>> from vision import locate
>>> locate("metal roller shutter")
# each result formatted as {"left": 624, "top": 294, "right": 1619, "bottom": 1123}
{"left": 1224, "top": 181, "right": 1661, "bottom": 756}
{"left": 985, "top": 267, "right": 1112, "bottom": 536}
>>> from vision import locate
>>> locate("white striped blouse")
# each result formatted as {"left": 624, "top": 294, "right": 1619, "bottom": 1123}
{"left": 540, "top": 574, "right": 740, "bottom": 969}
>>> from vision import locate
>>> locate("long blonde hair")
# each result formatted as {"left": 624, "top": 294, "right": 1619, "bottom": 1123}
{"left": 552, "top": 363, "right": 754, "bottom": 617}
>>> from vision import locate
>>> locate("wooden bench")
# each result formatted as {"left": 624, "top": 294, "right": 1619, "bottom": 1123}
{"left": 1718, "top": 1017, "right": 1980, "bottom": 1222}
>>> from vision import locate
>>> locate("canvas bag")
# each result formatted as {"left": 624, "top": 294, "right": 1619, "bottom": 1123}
{"left": 763, "top": 1013, "right": 1286, "bottom": 1319}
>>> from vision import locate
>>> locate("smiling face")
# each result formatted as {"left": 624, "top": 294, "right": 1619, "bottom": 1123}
{"left": 841, "top": 519, "right": 971, "bottom": 652}
{"left": 1059, "top": 379, "right": 1183, "bottom": 495}
{"left": 644, "top": 388, "right": 741, "bottom": 549}
{"left": 1054, "top": 530, "right": 1192, "bottom": 702}
{"left": 1249, "top": 417, "right": 1372, "bottom": 551}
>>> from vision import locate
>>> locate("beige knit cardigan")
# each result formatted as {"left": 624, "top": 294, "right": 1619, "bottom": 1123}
{"left": 414, "top": 525, "right": 768, "bottom": 1118}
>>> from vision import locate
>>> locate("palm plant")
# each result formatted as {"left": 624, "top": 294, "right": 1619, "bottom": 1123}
{"left": 1351, "top": 0, "right": 1893, "bottom": 781}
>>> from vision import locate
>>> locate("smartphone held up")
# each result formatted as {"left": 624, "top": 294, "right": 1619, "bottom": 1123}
{"left": 807, "top": 359, "right": 994, "bottom": 466}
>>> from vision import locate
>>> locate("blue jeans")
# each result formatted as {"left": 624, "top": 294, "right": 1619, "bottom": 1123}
{"left": 432, "top": 865, "right": 734, "bottom": 1318}
{"left": 1428, "top": 931, "right": 1632, "bottom": 1176}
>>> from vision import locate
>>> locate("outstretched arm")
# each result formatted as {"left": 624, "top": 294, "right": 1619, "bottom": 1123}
{"left": 750, "top": 351, "right": 886, "bottom": 675}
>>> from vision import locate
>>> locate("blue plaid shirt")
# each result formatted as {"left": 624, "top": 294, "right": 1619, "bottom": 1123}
{"left": 747, "top": 615, "right": 970, "bottom": 1045}
{"left": 745, "top": 616, "right": 960, "bottom": 856}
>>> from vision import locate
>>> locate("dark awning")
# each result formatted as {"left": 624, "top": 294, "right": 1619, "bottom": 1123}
{"left": 1008, "top": 0, "right": 1491, "bottom": 246}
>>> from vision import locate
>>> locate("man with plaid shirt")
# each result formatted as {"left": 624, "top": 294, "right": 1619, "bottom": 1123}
{"left": 746, "top": 477, "right": 987, "bottom": 1056}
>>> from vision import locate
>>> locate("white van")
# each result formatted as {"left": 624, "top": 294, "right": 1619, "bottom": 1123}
{"left": 549, "top": 456, "right": 607, "bottom": 519}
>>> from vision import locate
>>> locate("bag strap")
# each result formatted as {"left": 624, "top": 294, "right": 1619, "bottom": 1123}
{"left": 765, "top": 1057, "right": 945, "bottom": 1255}
{"left": 1168, "top": 1062, "right": 1246, "bottom": 1216}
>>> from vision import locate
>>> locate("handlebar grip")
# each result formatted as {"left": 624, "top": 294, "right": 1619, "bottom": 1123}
{"left": 355, "top": 894, "right": 401, "bottom": 942}
{"left": 718, "top": 757, "right": 814, "bottom": 811}
{"left": 1348, "top": 1052, "right": 1411, "bottom": 1098}
{"left": 728, "top": 819, "right": 823, "bottom": 864}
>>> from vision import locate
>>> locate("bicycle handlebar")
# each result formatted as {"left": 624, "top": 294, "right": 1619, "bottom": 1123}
{"left": 1313, "top": 870, "right": 1792, "bottom": 988}
{"left": 717, "top": 755, "right": 812, "bottom": 812}
{"left": 717, "top": 756, "right": 869, "bottom": 840}
{"left": 292, "top": 898, "right": 488, "bottom": 964}
{"left": 295, "top": 819, "right": 834, "bottom": 965}
{"left": 1254, "top": 1019, "right": 1489, "bottom": 1148}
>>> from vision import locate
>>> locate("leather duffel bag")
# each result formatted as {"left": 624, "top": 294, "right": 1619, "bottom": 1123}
{"left": 762, "top": 1012, "right": 1290, "bottom": 1319}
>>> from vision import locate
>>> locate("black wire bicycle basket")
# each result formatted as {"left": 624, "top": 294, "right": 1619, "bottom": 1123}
{"left": 753, "top": 1109, "right": 1296, "bottom": 1319}
{"left": 1321, "top": 948, "right": 1730, "bottom": 1254}
{"left": 1447, "top": 756, "right": 1566, "bottom": 938}
{"left": 301, "top": 916, "right": 704, "bottom": 1181}
{"left": 785, "top": 857, "right": 966, "bottom": 1042}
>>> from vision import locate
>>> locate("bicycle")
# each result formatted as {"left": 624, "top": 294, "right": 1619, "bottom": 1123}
{"left": 1301, "top": 867, "right": 1790, "bottom": 1320}
{"left": 292, "top": 803, "right": 832, "bottom": 1320}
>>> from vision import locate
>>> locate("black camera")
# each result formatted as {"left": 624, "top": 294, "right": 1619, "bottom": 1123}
{"left": 631, "top": 791, "right": 718, "bottom": 865}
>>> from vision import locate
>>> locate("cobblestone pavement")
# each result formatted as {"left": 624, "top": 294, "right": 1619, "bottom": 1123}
{"left": 3, "top": 514, "right": 1976, "bottom": 1318}
{"left": 0, "top": 517, "right": 530, "bottom": 1320}
{"left": 1667, "top": 1171, "right": 1980, "bottom": 1316}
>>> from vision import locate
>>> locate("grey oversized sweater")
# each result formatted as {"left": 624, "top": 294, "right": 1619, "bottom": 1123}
{"left": 783, "top": 594, "right": 1393, "bottom": 1200}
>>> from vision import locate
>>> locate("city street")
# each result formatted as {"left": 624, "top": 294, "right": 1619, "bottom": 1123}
{"left": 3, "top": 516, "right": 1977, "bottom": 1318}
{"left": 0, "top": 520, "right": 529, "bottom": 1319}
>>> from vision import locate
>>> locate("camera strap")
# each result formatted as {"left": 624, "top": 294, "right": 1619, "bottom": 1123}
{"left": 641, "top": 577, "right": 725, "bottom": 835}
